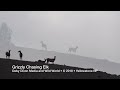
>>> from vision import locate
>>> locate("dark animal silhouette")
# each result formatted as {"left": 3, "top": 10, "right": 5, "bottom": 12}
{"left": 41, "top": 41, "right": 47, "bottom": 50}
{"left": 18, "top": 51, "right": 23, "bottom": 60}
{"left": 38, "top": 59, "right": 46, "bottom": 63}
{"left": 45, "top": 56, "right": 56, "bottom": 64}
{"left": 6, "top": 50, "right": 11, "bottom": 59}
{"left": 68, "top": 46, "right": 78, "bottom": 53}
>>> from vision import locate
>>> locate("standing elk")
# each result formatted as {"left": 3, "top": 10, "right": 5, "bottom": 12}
{"left": 18, "top": 51, "right": 23, "bottom": 60}
{"left": 68, "top": 46, "right": 78, "bottom": 53}
{"left": 6, "top": 50, "right": 11, "bottom": 59}
{"left": 45, "top": 56, "right": 56, "bottom": 64}
{"left": 41, "top": 41, "right": 47, "bottom": 50}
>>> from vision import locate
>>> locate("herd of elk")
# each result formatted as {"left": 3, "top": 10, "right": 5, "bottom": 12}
{"left": 40, "top": 41, "right": 79, "bottom": 54}
{"left": 5, "top": 50, "right": 23, "bottom": 60}
{"left": 37, "top": 56, "right": 56, "bottom": 64}
{"left": 0, "top": 40, "right": 97, "bottom": 73}
{"left": 4, "top": 49, "right": 56, "bottom": 64}
{"left": 3, "top": 50, "right": 96, "bottom": 72}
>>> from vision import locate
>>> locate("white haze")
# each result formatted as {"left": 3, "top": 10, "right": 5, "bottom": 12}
{"left": 0, "top": 11, "right": 120, "bottom": 63}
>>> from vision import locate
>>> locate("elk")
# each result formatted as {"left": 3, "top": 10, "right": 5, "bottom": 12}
{"left": 18, "top": 51, "right": 23, "bottom": 60}
{"left": 38, "top": 59, "right": 46, "bottom": 63}
{"left": 45, "top": 56, "right": 56, "bottom": 64}
{"left": 40, "top": 41, "right": 47, "bottom": 50}
{"left": 6, "top": 50, "right": 11, "bottom": 59}
{"left": 68, "top": 46, "right": 78, "bottom": 53}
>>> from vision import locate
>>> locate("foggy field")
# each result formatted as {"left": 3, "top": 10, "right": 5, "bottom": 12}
{"left": 0, "top": 11, "right": 120, "bottom": 77}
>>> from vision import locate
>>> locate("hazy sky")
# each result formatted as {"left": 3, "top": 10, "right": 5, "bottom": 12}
{"left": 0, "top": 11, "right": 120, "bottom": 63}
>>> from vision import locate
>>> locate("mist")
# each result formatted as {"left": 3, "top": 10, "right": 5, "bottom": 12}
{"left": 0, "top": 11, "right": 120, "bottom": 63}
